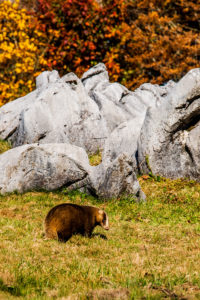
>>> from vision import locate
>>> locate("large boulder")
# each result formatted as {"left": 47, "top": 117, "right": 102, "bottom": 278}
{"left": 0, "top": 71, "right": 108, "bottom": 154}
{"left": 0, "top": 143, "right": 91, "bottom": 194}
{"left": 0, "top": 143, "right": 145, "bottom": 201}
{"left": 0, "top": 90, "right": 37, "bottom": 141}
{"left": 138, "top": 68, "right": 200, "bottom": 180}
{"left": 0, "top": 71, "right": 59, "bottom": 141}
{"left": 82, "top": 63, "right": 132, "bottom": 132}
{"left": 89, "top": 153, "right": 146, "bottom": 201}
{"left": 0, "top": 143, "right": 92, "bottom": 194}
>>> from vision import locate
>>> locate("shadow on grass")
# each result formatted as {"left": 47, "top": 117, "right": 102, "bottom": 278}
{"left": 0, "top": 278, "right": 21, "bottom": 297}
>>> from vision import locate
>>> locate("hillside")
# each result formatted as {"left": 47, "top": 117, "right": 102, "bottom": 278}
{"left": 1, "top": 143, "right": 200, "bottom": 299}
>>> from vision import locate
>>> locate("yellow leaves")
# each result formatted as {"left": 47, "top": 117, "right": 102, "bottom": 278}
{"left": 163, "top": 0, "right": 171, "bottom": 5}
{"left": 0, "top": 0, "right": 48, "bottom": 105}
{"left": 18, "top": 20, "right": 26, "bottom": 30}
{"left": 15, "top": 68, "right": 21, "bottom": 74}
{"left": 12, "top": 0, "right": 20, "bottom": 9}
{"left": 39, "top": 57, "right": 48, "bottom": 66}
{"left": 36, "top": 32, "right": 44, "bottom": 37}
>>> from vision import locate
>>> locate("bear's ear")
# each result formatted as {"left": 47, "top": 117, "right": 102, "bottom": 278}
{"left": 98, "top": 209, "right": 104, "bottom": 215}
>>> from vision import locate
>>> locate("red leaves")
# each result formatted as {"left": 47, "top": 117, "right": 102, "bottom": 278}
{"left": 34, "top": 0, "right": 199, "bottom": 90}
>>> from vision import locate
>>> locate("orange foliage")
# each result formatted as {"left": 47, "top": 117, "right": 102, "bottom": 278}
{"left": 0, "top": 0, "right": 199, "bottom": 105}
{"left": 35, "top": 0, "right": 200, "bottom": 90}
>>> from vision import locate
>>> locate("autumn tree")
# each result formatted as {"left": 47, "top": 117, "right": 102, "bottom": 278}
{"left": 34, "top": 0, "right": 200, "bottom": 89}
{"left": 0, "top": 0, "right": 47, "bottom": 105}
{"left": 0, "top": 0, "right": 199, "bottom": 105}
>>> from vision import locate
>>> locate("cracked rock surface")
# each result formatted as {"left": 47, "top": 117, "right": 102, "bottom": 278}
{"left": 82, "top": 64, "right": 175, "bottom": 167}
{"left": 0, "top": 143, "right": 90, "bottom": 194}
{"left": 0, "top": 70, "right": 108, "bottom": 153}
{"left": 0, "top": 143, "right": 145, "bottom": 201}
{"left": 0, "top": 64, "right": 200, "bottom": 198}
{"left": 138, "top": 68, "right": 200, "bottom": 180}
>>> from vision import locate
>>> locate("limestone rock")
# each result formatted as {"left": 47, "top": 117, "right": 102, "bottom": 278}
{"left": 2, "top": 64, "right": 199, "bottom": 198}
{"left": 89, "top": 153, "right": 146, "bottom": 201}
{"left": 0, "top": 71, "right": 108, "bottom": 153}
{"left": 0, "top": 90, "right": 37, "bottom": 141}
{"left": 0, "top": 70, "right": 60, "bottom": 142}
{"left": 100, "top": 78, "right": 175, "bottom": 166}
{"left": 82, "top": 63, "right": 175, "bottom": 135}
{"left": 0, "top": 143, "right": 90, "bottom": 194}
{"left": 138, "top": 68, "right": 200, "bottom": 180}
{"left": 0, "top": 143, "right": 145, "bottom": 201}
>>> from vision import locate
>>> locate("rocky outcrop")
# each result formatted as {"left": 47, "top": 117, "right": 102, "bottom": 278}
{"left": 0, "top": 64, "right": 200, "bottom": 199}
{"left": 0, "top": 143, "right": 145, "bottom": 201}
{"left": 82, "top": 64, "right": 174, "bottom": 134}
{"left": 0, "top": 70, "right": 108, "bottom": 153}
{"left": 101, "top": 80, "right": 175, "bottom": 167}
{"left": 81, "top": 64, "right": 176, "bottom": 167}
{"left": 0, "top": 143, "right": 90, "bottom": 194}
{"left": 138, "top": 68, "right": 200, "bottom": 180}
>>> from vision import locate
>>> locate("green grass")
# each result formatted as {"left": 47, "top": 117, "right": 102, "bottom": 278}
{"left": 0, "top": 177, "right": 200, "bottom": 299}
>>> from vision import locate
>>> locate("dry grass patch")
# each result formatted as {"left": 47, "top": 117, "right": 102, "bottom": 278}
{"left": 0, "top": 139, "right": 11, "bottom": 154}
{"left": 0, "top": 178, "right": 200, "bottom": 299}
{"left": 88, "top": 149, "right": 102, "bottom": 166}
{"left": 87, "top": 287, "right": 130, "bottom": 299}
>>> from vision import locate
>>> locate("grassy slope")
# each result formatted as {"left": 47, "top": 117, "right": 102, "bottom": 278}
{"left": 0, "top": 144, "right": 200, "bottom": 299}
{"left": 0, "top": 177, "right": 200, "bottom": 299}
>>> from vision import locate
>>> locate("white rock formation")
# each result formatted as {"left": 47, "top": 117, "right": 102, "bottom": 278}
{"left": 138, "top": 68, "right": 200, "bottom": 180}
{"left": 0, "top": 143, "right": 90, "bottom": 194}
{"left": 0, "top": 143, "right": 145, "bottom": 200}
{"left": 1, "top": 64, "right": 200, "bottom": 199}
{"left": 0, "top": 71, "right": 108, "bottom": 153}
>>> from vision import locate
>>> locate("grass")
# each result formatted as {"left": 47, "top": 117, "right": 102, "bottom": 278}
{"left": 1, "top": 144, "right": 200, "bottom": 298}
{"left": 88, "top": 149, "right": 102, "bottom": 166}
{"left": 0, "top": 176, "right": 200, "bottom": 299}
{"left": 0, "top": 139, "right": 11, "bottom": 154}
